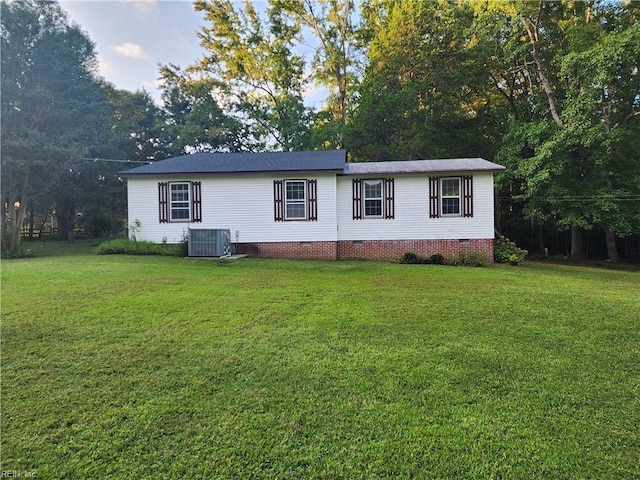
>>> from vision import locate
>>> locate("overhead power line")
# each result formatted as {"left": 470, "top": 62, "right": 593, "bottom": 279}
{"left": 499, "top": 196, "right": 640, "bottom": 202}
{"left": 81, "top": 157, "right": 152, "bottom": 164}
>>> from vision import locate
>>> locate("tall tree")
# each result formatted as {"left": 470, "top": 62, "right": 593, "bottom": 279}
{"left": 1, "top": 0, "right": 107, "bottom": 251}
{"left": 475, "top": 0, "right": 640, "bottom": 260}
{"left": 559, "top": 3, "right": 640, "bottom": 260}
{"left": 192, "top": 0, "right": 311, "bottom": 151}
{"left": 273, "top": 0, "right": 361, "bottom": 147}
{"left": 104, "top": 86, "right": 167, "bottom": 162}
{"left": 348, "top": 0, "right": 502, "bottom": 161}
{"left": 158, "top": 64, "right": 246, "bottom": 153}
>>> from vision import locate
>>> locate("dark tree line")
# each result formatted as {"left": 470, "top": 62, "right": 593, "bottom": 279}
{"left": 1, "top": 0, "right": 240, "bottom": 252}
{"left": 2, "top": 0, "right": 638, "bottom": 260}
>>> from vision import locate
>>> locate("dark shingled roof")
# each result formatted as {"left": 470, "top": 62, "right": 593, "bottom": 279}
{"left": 119, "top": 150, "right": 347, "bottom": 176}
{"left": 120, "top": 150, "right": 506, "bottom": 177}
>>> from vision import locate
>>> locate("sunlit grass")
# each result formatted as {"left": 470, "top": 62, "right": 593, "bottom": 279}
{"left": 2, "top": 251, "right": 639, "bottom": 478}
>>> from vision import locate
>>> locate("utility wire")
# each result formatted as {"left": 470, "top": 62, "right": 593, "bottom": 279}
{"left": 81, "top": 157, "right": 152, "bottom": 164}
{"left": 498, "top": 196, "right": 640, "bottom": 202}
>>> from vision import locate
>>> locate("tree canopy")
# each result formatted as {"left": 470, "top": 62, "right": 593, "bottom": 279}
{"left": 2, "top": 0, "right": 638, "bottom": 260}
{"left": 475, "top": 0, "right": 640, "bottom": 260}
{"left": 1, "top": 0, "right": 109, "bottom": 250}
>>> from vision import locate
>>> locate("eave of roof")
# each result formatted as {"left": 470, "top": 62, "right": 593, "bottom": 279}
{"left": 343, "top": 158, "right": 505, "bottom": 175}
{"left": 119, "top": 151, "right": 505, "bottom": 177}
{"left": 119, "top": 149, "right": 347, "bottom": 176}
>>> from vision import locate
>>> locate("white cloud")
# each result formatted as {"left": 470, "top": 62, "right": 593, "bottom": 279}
{"left": 119, "top": 0, "right": 157, "bottom": 14}
{"left": 113, "top": 42, "right": 151, "bottom": 60}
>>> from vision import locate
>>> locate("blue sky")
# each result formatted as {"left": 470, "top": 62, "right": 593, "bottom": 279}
{"left": 58, "top": 0, "right": 325, "bottom": 106}
{"left": 59, "top": 0, "right": 210, "bottom": 102}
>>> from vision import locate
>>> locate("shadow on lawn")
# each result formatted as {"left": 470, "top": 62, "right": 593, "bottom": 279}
{"left": 17, "top": 238, "right": 100, "bottom": 258}
{"left": 527, "top": 255, "right": 640, "bottom": 272}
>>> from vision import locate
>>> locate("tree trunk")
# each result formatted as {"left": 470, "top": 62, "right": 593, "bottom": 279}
{"left": 5, "top": 173, "right": 30, "bottom": 253}
{"left": 28, "top": 210, "right": 35, "bottom": 240}
{"left": 67, "top": 222, "right": 75, "bottom": 244}
{"left": 604, "top": 227, "right": 620, "bottom": 262}
{"left": 570, "top": 225, "right": 585, "bottom": 257}
{"left": 538, "top": 225, "right": 546, "bottom": 255}
{"left": 521, "top": 11, "right": 564, "bottom": 128}
{"left": 57, "top": 208, "right": 75, "bottom": 244}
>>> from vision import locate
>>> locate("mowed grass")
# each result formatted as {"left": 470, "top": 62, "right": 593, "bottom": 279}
{"left": 1, "top": 248, "right": 639, "bottom": 479}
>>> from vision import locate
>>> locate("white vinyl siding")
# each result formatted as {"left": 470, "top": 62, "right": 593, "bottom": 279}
{"left": 337, "top": 173, "right": 495, "bottom": 241}
{"left": 127, "top": 173, "right": 337, "bottom": 244}
{"left": 127, "top": 171, "right": 496, "bottom": 245}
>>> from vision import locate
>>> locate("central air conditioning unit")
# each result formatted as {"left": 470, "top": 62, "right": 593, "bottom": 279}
{"left": 188, "top": 228, "right": 232, "bottom": 257}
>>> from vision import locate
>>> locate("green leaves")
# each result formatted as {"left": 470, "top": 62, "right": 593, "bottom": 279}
{"left": 482, "top": 1, "right": 640, "bottom": 258}
{"left": 348, "top": 0, "right": 500, "bottom": 161}
{"left": 1, "top": 0, "right": 112, "bottom": 250}
{"left": 192, "top": 0, "right": 311, "bottom": 150}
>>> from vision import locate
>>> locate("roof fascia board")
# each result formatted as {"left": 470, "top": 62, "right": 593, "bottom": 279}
{"left": 338, "top": 168, "right": 504, "bottom": 176}
{"left": 119, "top": 168, "right": 345, "bottom": 177}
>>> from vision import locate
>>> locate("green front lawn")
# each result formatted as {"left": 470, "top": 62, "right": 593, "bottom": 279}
{"left": 1, "top": 251, "right": 639, "bottom": 478}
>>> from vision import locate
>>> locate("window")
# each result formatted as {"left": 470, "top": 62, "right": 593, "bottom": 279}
{"left": 352, "top": 178, "right": 394, "bottom": 220}
{"left": 441, "top": 178, "right": 460, "bottom": 216}
{"left": 429, "top": 176, "right": 473, "bottom": 218}
{"left": 285, "top": 180, "right": 307, "bottom": 220}
{"left": 170, "top": 182, "right": 191, "bottom": 220}
{"left": 364, "top": 180, "right": 383, "bottom": 217}
{"left": 158, "top": 181, "right": 202, "bottom": 223}
{"left": 274, "top": 179, "right": 317, "bottom": 221}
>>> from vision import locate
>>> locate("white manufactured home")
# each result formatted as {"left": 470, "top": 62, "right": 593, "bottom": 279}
{"left": 119, "top": 150, "right": 505, "bottom": 260}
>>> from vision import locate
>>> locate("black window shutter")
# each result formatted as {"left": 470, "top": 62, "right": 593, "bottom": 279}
{"left": 352, "top": 179, "right": 362, "bottom": 220}
{"left": 158, "top": 182, "right": 168, "bottom": 223}
{"left": 384, "top": 178, "right": 394, "bottom": 219}
{"left": 274, "top": 180, "right": 284, "bottom": 221}
{"left": 429, "top": 177, "right": 440, "bottom": 218}
{"left": 463, "top": 175, "right": 473, "bottom": 217}
{"left": 307, "top": 179, "right": 318, "bottom": 221}
{"left": 191, "top": 181, "right": 202, "bottom": 222}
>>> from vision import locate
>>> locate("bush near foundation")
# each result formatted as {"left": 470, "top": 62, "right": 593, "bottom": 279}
{"left": 400, "top": 252, "right": 423, "bottom": 264}
{"left": 494, "top": 235, "right": 528, "bottom": 265}
{"left": 96, "top": 239, "right": 184, "bottom": 256}
{"left": 400, "top": 251, "right": 487, "bottom": 267}
{"left": 447, "top": 251, "right": 489, "bottom": 267}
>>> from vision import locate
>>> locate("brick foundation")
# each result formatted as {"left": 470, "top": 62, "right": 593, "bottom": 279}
{"left": 237, "top": 238, "right": 493, "bottom": 261}
{"left": 337, "top": 238, "right": 493, "bottom": 261}
{"left": 237, "top": 241, "right": 338, "bottom": 260}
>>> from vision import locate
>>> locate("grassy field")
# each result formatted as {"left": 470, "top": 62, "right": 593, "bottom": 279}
{"left": 1, "top": 243, "right": 639, "bottom": 479}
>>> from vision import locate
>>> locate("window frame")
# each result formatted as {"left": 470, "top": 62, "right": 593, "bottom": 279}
{"left": 440, "top": 177, "right": 461, "bottom": 217}
{"left": 352, "top": 178, "right": 394, "bottom": 220}
{"left": 284, "top": 179, "right": 307, "bottom": 221}
{"left": 274, "top": 179, "right": 318, "bottom": 222}
{"left": 429, "top": 175, "right": 472, "bottom": 219}
{"left": 363, "top": 179, "right": 384, "bottom": 218}
{"left": 169, "top": 181, "right": 192, "bottom": 222}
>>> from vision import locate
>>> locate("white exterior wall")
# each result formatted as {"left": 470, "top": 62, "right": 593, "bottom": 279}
{"left": 127, "top": 172, "right": 337, "bottom": 244}
{"left": 127, "top": 171, "right": 496, "bottom": 245}
{"left": 336, "top": 173, "right": 495, "bottom": 241}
